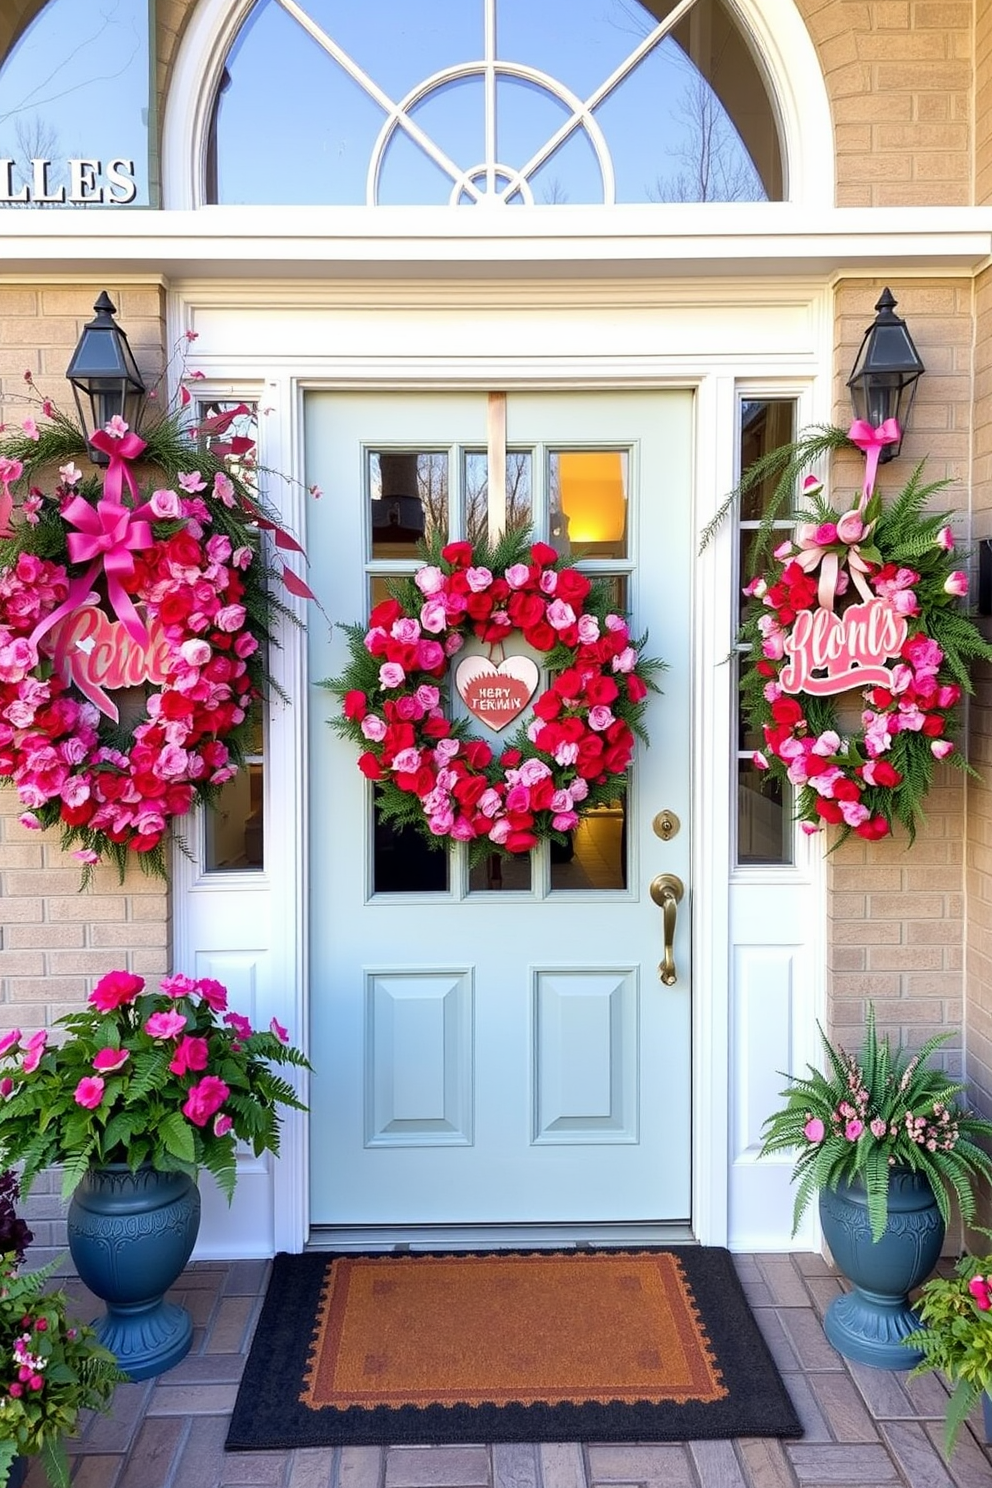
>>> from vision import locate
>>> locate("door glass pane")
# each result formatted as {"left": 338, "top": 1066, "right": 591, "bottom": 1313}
{"left": 469, "top": 850, "right": 532, "bottom": 893}
{"left": 465, "top": 450, "right": 533, "bottom": 546}
{"left": 369, "top": 450, "right": 448, "bottom": 557}
{"left": 550, "top": 799, "right": 627, "bottom": 891}
{"left": 736, "top": 396, "right": 797, "bottom": 867}
{"left": 373, "top": 819, "right": 449, "bottom": 893}
{"left": 548, "top": 451, "right": 628, "bottom": 559}
{"left": 204, "top": 714, "right": 264, "bottom": 872}
{"left": 737, "top": 760, "right": 790, "bottom": 866}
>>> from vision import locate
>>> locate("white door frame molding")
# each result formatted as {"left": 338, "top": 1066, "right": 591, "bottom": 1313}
{"left": 169, "top": 277, "right": 831, "bottom": 1255}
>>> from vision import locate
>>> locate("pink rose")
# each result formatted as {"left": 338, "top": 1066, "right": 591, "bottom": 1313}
{"left": 93, "top": 1048, "right": 129, "bottom": 1073}
{"left": 390, "top": 617, "right": 421, "bottom": 644}
{"left": 546, "top": 599, "right": 576, "bottom": 631}
{"left": 160, "top": 973, "right": 197, "bottom": 999}
{"left": 813, "top": 522, "right": 838, "bottom": 546}
{"left": 944, "top": 571, "right": 968, "bottom": 598}
{"left": 214, "top": 604, "right": 247, "bottom": 633}
{"left": 419, "top": 600, "right": 447, "bottom": 634}
{"left": 845, "top": 1119, "right": 864, "bottom": 1141}
{"left": 214, "top": 1112, "right": 233, "bottom": 1137}
{"left": 168, "top": 1035, "right": 209, "bottom": 1076}
{"left": 936, "top": 525, "right": 955, "bottom": 552}
{"left": 466, "top": 567, "right": 493, "bottom": 593}
{"left": 931, "top": 739, "right": 955, "bottom": 760}
{"left": 270, "top": 1018, "right": 289, "bottom": 1043}
{"left": 144, "top": 1011, "right": 188, "bottom": 1040}
{"left": 505, "top": 564, "right": 530, "bottom": 589}
{"left": 0, "top": 1030, "right": 21, "bottom": 1058}
{"left": 74, "top": 1075, "right": 105, "bottom": 1110}
{"left": 552, "top": 811, "right": 579, "bottom": 831}
{"left": 149, "top": 488, "right": 182, "bottom": 519}
{"left": 835, "top": 510, "right": 865, "bottom": 544}
{"left": 869, "top": 1118, "right": 887, "bottom": 1138}
{"left": 182, "top": 1075, "right": 230, "bottom": 1127}
{"left": 803, "top": 1117, "right": 825, "bottom": 1143}
{"left": 414, "top": 566, "right": 444, "bottom": 596}
{"left": 91, "top": 971, "right": 145, "bottom": 1012}
{"left": 196, "top": 978, "right": 228, "bottom": 1012}
{"left": 224, "top": 1011, "right": 252, "bottom": 1040}
{"left": 379, "top": 662, "right": 405, "bottom": 689}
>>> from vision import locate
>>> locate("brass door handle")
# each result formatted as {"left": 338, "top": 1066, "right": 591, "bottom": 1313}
{"left": 649, "top": 873, "right": 685, "bottom": 986}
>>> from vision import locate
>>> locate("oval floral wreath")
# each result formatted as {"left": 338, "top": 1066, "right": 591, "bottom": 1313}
{"left": 740, "top": 421, "right": 992, "bottom": 843}
{"left": 0, "top": 393, "right": 309, "bottom": 880}
{"left": 328, "top": 531, "right": 662, "bottom": 856}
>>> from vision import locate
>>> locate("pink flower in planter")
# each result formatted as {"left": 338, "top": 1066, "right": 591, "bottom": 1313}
{"left": 845, "top": 1119, "right": 864, "bottom": 1141}
{"left": 270, "top": 1018, "right": 289, "bottom": 1044}
{"left": 92, "top": 1048, "right": 129, "bottom": 1073}
{"left": 195, "top": 978, "right": 228, "bottom": 1012}
{"left": 803, "top": 1118, "right": 825, "bottom": 1143}
{"left": 182, "top": 1075, "right": 230, "bottom": 1127}
{"left": 0, "top": 1030, "right": 20, "bottom": 1058}
{"left": 74, "top": 1075, "right": 105, "bottom": 1110}
{"left": 21, "top": 1032, "right": 47, "bottom": 1074}
{"left": 213, "top": 1112, "right": 233, "bottom": 1137}
{"left": 144, "top": 1011, "right": 187, "bottom": 1041}
{"left": 168, "top": 1036, "right": 209, "bottom": 1076}
{"left": 90, "top": 971, "right": 145, "bottom": 1012}
{"left": 224, "top": 1011, "right": 252, "bottom": 1041}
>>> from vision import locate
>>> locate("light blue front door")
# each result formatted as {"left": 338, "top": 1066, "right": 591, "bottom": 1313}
{"left": 306, "top": 389, "right": 692, "bottom": 1230}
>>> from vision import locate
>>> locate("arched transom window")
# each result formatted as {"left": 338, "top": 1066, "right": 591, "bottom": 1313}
{"left": 208, "top": 0, "right": 783, "bottom": 206}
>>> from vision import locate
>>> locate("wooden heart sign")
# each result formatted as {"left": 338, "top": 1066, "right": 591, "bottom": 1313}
{"left": 454, "top": 655, "right": 540, "bottom": 731}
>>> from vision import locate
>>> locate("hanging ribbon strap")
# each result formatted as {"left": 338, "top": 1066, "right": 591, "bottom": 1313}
{"left": 88, "top": 428, "right": 148, "bottom": 506}
{"left": 0, "top": 458, "right": 22, "bottom": 539}
{"left": 847, "top": 418, "right": 900, "bottom": 502}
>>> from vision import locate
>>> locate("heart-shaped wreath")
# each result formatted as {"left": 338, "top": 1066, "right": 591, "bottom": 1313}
{"left": 327, "top": 531, "right": 662, "bottom": 856}
{"left": 0, "top": 393, "right": 309, "bottom": 880}
{"left": 737, "top": 422, "right": 992, "bottom": 843}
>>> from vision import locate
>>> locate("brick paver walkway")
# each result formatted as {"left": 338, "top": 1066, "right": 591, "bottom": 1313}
{"left": 23, "top": 1251, "right": 992, "bottom": 1488}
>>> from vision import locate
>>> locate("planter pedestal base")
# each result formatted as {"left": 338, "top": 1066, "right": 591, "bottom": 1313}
{"left": 824, "top": 1287, "right": 926, "bottom": 1371}
{"left": 93, "top": 1298, "right": 193, "bottom": 1382}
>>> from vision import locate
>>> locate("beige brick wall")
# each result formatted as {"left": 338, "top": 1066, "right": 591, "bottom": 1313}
{"left": 826, "top": 279, "right": 972, "bottom": 1060}
{"left": 795, "top": 0, "right": 974, "bottom": 207}
{"left": 978, "top": 0, "right": 992, "bottom": 203}
{"left": 0, "top": 284, "right": 170, "bottom": 1046}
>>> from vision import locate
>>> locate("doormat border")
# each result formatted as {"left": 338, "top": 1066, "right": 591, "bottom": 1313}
{"left": 226, "top": 1246, "right": 802, "bottom": 1449}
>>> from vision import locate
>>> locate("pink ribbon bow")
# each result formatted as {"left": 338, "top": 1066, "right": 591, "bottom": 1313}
{"left": 88, "top": 427, "right": 147, "bottom": 507}
{"left": 793, "top": 516, "right": 876, "bottom": 612}
{"left": 847, "top": 419, "right": 900, "bottom": 502}
{"left": 30, "top": 494, "right": 156, "bottom": 655}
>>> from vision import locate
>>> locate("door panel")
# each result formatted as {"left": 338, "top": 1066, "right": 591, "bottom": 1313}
{"left": 306, "top": 390, "right": 692, "bottom": 1228}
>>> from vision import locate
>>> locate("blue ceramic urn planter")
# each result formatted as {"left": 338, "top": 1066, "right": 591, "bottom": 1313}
{"left": 819, "top": 1169, "right": 944, "bottom": 1370}
{"left": 66, "top": 1165, "right": 201, "bottom": 1381}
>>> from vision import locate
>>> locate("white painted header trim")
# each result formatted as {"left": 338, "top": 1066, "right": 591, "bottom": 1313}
{"left": 0, "top": 206, "right": 990, "bottom": 279}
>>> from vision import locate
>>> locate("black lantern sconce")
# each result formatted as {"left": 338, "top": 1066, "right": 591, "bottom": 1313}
{"left": 66, "top": 291, "right": 147, "bottom": 466}
{"left": 846, "top": 287, "right": 924, "bottom": 463}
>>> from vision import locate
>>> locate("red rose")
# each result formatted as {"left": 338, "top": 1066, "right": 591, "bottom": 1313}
{"left": 922, "top": 715, "right": 945, "bottom": 737}
{"left": 453, "top": 776, "right": 488, "bottom": 808}
{"left": 369, "top": 597, "right": 402, "bottom": 629}
{"left": 358, "top": 752, "right": 383, "bottom": 780}
{"left": 506, "top": 830, "right": 539, "bottom": 853}
{"left": 158, "top": 591, "right": 193, "bottom": 625}
{"left": 423, "top": 716, "right": 452, "bottom": 739}
{"left": 815, "top": 799, "right": 844, "bottom": 823}
{"left": 461, "top": 740, "right": 492, "bottom": 769}
{"left": 466, "top": 592, "right": 494, "bottom": 621}
{"left": 604, "top": 744, "right": 632, "bottom": 774}
{"left": 508, "top": 592, "right": 545, "bottom": 629}
{"left": 531, "top": 542, "right": 558, "bottom": 566}
{"left": 554, "top": 569, "right": 591, "bottom": 605}
{"left": 627, "top": 675, "right": 648, "bottom": 703}
{"left": 771, "top": 697, "right": 804, "bottom": 726}
{"left": 585, "top": 675, "right": 619, "bottom": 706}
{"left": 61, "top": 801, "right": 94, "bottom": 826}
{"left": 832, "top": 777, "right": 861, "bottom": 803}
{"left": 165, "top": 532, "right": 203, "bottom": 568}
{"left": 530, "top": 777, "right": 555, "bottom": 811}
{"left": 441, "top": 541, "right": 473, "bottom": 568}
{"left": 343, "top": 690, "right": 367, "bottom": 722}
{"left": 855, "top": 815, "right": 890, "bottom": 840}
{"left": 524, "top": 622, "right": 556, "bottom": 651}
{"left": 533, "top": 692, "right": 562, "bottom": 721}
{"left": 501, "top": 748, "right": 522, "bottom": 767}
{"left": 869, "top": 760, "right": 902, "bottom": 787}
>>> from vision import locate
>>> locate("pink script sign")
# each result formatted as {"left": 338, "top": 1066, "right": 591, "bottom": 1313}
{"left": 779, "top": 597, "right": 908, "bottom": 696}
{"left": 47, "top": 603, "right": 171, "bottom": 722}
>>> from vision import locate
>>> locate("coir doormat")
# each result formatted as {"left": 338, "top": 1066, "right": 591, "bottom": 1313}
{"left": 226, "top": 1248, "right": 801, "bottom": 1448}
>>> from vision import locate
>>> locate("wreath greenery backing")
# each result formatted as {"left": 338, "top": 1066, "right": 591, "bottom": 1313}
{"left": 0, "top": 386, "right": 303, "bottom": 881}
{"left": 736, "top": 425, "right": 992, "bottom": 843}
{"left": 325, "top": 528, "right": 664, "bottom": 859}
